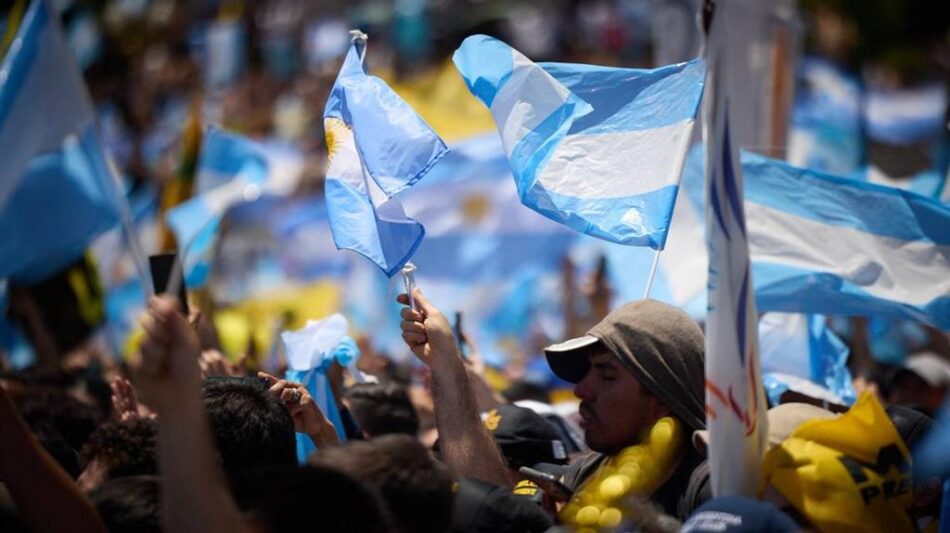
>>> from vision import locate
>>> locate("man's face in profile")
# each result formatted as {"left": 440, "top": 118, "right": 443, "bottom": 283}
{"left": 573, "top": 349, "right": 668, "bottom": 454}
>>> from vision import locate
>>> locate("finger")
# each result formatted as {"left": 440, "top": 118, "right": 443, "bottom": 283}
{"left": 411, "top": 288, "right": 440, "bottom": 317}
{"left": 399, "top": 307, "right": 425, "bottom": 322}
{"left": 257, "top": 371, "right": 278, "bottom": 387}
{"left": 140, "top": 315, "right": 166, "bottom": 346}
{"left": 399, "top": 320, "right": 426, "bottom": 335}
{"left": 402, "top": 331, "right": 427, "bottom": 345}
{"left": 396, "top": 293, "right": 410, "bottom": 305}
{"left": 269, "top": 379, "right": 288, "bottom": 395}
{"left": 280, "top": 388, "right": 300, "bottom": 404}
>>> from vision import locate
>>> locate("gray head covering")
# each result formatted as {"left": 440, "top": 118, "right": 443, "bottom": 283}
{"left": 544, "top": 299, "right": 706, "bottom": 431}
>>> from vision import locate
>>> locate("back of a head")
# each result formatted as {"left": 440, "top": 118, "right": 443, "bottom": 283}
{"left": 345, "top": 382, "right": 419, "bottom": 437}
{"left": 229, "top": 465, "right": 391, "bottom": 533}
{"left": 90, "top": 476, "right": 161, "bottom": 533}
{"left": 452, "top": 477, "right": 553, "bottom": 533}
{"left": 81, "top": 418, "right": 158, "bottom": 481}
{"left": 312, "top": 434, "right": 453, "bottom": 533}
{"left": 202, "top": 376, "right": 296, "bottom": 472}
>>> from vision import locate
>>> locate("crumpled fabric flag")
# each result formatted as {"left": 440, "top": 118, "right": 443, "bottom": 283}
{"left": 281, "top": 313, "right": 357, "bottom": 462}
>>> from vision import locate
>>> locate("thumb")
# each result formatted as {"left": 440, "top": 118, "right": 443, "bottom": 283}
{"left": 412, "top": 288, "right": 440, "bottom": 318}
{"left": 149, "top": 295, "right": 191, "bottom": 340}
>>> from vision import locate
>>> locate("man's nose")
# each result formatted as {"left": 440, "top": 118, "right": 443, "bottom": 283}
{"left": 573, "top": 372, "right": 596, "bottom": 401}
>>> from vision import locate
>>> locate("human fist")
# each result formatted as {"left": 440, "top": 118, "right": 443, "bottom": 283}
{"left": 397, "top": 288, "right": 460, "bottom": 368}
{"left": 258, "top": 372, "right": 339, "bottom": 447}
{"left": 129, "top": 296, "right": 201, "bottom": 413}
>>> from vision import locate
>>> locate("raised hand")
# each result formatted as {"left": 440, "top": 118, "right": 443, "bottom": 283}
{"left": 397, "top": 288, "right": 461, "bottom": 368}
{"left": 129, "top": 295, "right": 201, "bottom": 413}
{"left": 110, "top": 377, "right": 155, "bottom": 421}
{"left": 258, "top": 372, "right": 339, "bottom": 447}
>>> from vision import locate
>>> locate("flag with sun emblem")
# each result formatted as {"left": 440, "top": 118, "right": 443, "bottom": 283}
{"left": 324, "top": 35, "right": 448, "bottom": 276}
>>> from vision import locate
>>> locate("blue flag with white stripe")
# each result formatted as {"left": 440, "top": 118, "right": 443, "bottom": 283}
{"left": 453, "top": 35, "right": 704, "bottom": 249}
{"left": 0, "top": 0, "right": 122, "bottom": 283}
{"left": 166, "top": 127, "right": 301, "bottom": 287}
{"left": 324, "top": 38, "right": 447, "bottom": 276}
{"left": 743, "top": 152, "right": 950, "bottom": 329}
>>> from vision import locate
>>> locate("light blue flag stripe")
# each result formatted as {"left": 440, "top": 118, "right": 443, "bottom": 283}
{"left": 166, "top": 127, "right": 273, "bottom": 287}
{"left": 744, "top": 152, "right": 950, "bottom": 245}
{"left": 0, "top": 0, "right": 121, "bottom": 283}
{"left": 453, "top": 35, "right": 704, "bottom": 250}
{"left": 742, "top": 152, "right": 950, "bottom": 329}
{"left": 324, "top": 40, "right": 447, "bottom": 277}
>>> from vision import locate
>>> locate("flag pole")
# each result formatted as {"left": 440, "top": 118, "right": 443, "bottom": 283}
{"left": 96, "top": 124, "right": 155, "bottom": 299}
{"left": 642, "top": 248, "right": 661, "bottom": 300}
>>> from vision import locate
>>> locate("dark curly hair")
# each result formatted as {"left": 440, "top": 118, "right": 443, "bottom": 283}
{"left": 201, "top": 376, "right": 296, "bottom": 473}
{"left": 311, "top": 434, "right": 454, "bottom": 533}
{"left": 81, "top": 418, "right": 158, "bottom": 480}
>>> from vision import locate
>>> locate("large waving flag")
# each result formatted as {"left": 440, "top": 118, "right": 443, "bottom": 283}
{"left": 324, "top": 36, "right": 447, "bottom": 276}
{"left": 0, "top": 0, "right": 123, "bottom": 283}
{"left": 703, "top": 4, "right": 768, "bottom": 497}
{"left": 743, "top": 153, "right": 950, "bottom": 329}
{"left": 165, "top": 127, "right": 302, "bottom": 287}
{"left": 453, "top": 35, "right": 704, "bottom": 249}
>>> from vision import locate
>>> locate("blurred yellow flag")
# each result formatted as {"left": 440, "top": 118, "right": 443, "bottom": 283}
{"left": 387, "top": 61, "right": 496, "bottom": 142}
{"left": 761, "top": 393, "right": 913, "bottom": 533}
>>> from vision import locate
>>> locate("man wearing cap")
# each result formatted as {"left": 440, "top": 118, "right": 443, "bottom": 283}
{"left": 398, "top": 288, "right": 708, "bottom": 518}
{"left": 543, "top": 298, "right": 707, "bottom": 518}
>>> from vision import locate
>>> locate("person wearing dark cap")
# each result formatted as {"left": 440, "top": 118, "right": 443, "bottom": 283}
{"left": 543, "top": 298, "right": 707, "bottom": 520}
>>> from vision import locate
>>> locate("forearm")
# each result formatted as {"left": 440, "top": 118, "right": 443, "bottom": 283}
{"left": 158, "top": 394, "right": 250, "bottom": 533}
{"left": 0, "top": 392, "right": 107, "bottom": 533}
{"left": 430, "top": 352, "right": 511, "bottom": 487}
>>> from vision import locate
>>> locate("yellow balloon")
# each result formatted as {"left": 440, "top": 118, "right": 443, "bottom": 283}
{"left": 599, "top": 507, "right": 623, "bottom": 528}
{"left": 575, "top": 506, "right": 601, "bottom": 526}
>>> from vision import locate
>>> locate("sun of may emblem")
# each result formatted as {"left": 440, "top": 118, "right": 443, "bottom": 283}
{"left": 324, "top": 117, "right": 350, "bottom": 163}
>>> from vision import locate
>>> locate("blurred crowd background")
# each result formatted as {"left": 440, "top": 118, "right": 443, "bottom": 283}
{"left": 0, "top": 0, "right": 947, "bottom": 414}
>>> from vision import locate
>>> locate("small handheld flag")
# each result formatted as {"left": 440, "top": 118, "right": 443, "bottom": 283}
{"left": 324, "top": 33, "right": 447, "bottom": 276}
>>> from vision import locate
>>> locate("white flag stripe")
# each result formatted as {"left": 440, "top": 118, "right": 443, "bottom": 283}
{"left": 491, "top": 51, "right": 572, "bottom": 157}
{"left": 747, "top": 203, "right": 950, "bottom": 306}
{"left": 536, "top": 119, "right": 695, "bottom": 199}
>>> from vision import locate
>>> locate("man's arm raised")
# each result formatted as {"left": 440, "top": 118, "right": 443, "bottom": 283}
{"left": 398, "top": 288, "right": 511, "bottom": 487}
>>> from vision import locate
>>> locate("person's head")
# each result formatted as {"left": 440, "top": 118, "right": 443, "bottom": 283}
{"left": 311, "top": 434, "right": 454, "bottom": 533}
{"left": 229, "top": 465, "right": 391, "bottom": 533}
{"left": 887, "top": 352, "right": 950, "bottom": 416}
{"left": 478, "top": 404, "right": 568, "bottom": 478}
{"left": 452, "top": 477, "right": 554, "bottom": 533}
{"left": 201, "top": 376, "right": 296, "bottom": 472}
{"left": 79, "top": 418, "right": 158, "bottom": 491}
{"left": 545, "top": 300, "right": 705, "bottom": 454}
{"left": 345, "top": 381, "right": 419, "bottom": 437}
{"left": 89, "top": 476, "right": 161, "bottom": 533}
{"left": 16, "top": 387, "right": 100, "bottom": 477}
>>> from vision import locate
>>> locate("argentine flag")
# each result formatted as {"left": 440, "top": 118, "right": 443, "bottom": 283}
{"left": 453, "top": 35, "right": 704, "bottom": 249}
{"left": 0, "top": 0, "right": 124, "bottom": 283}
{"left": 743, "top": 153, "right": 950, "bottom": 329}
{"left": 166, "top": 127, "right": 302, "bottom": 287}
{"left": 324, "top": 37, "right": 447, "bottom": 276}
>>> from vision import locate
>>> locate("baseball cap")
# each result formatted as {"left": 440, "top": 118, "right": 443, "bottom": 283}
{"left": 544, "top": 299, "right": 706, "bottom": 431}
{"left": 480, "top": 405, "right": 569, "bottom": 469}
{"left": 682, "top": 497, "right": 800, "bottom": 532}
{"left": 692, "top": 402, "right": 837, "bottom": 455}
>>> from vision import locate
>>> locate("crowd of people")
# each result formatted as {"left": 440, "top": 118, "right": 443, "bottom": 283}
{"left": 0, "top": 283, "right": 946, "bottom": 532}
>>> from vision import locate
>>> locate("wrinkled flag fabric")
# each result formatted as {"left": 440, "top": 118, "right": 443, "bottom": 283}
{"left": 324, "top": 40, "right": 447, "bottom": 276}
{"left": 453, "top": 34, "right": 704, "bottom": 249}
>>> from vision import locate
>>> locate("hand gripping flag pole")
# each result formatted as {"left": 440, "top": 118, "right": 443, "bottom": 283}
{"left": 401, "top": 263, "right": 417, "bottom": 311}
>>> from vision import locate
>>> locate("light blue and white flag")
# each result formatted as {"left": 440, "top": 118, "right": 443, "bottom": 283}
{"left": 703, "top": 5, "right": 768, "bottom": 497}
{"left": 759, "top": 312, "right": 856, "bottom": 406}
{"left": 281, "top": 313, "right": 351, "bottom": 462}
{"left": 0, "top": 0, "right": 123, "bottom": 283}
{"left": 453, "top": 34, "right": 705, "bottom": 249}
{"left": 165, "top": 127, "right": 302, "bottom": 287}
{"left": 324, "top": 37, "right": 447, "bottom": 276}
{"left": 863, "top": 84, "right": 947, "bottom": 145}
{"left": 743, "top": 153, "right": 950, "bottom": 329}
